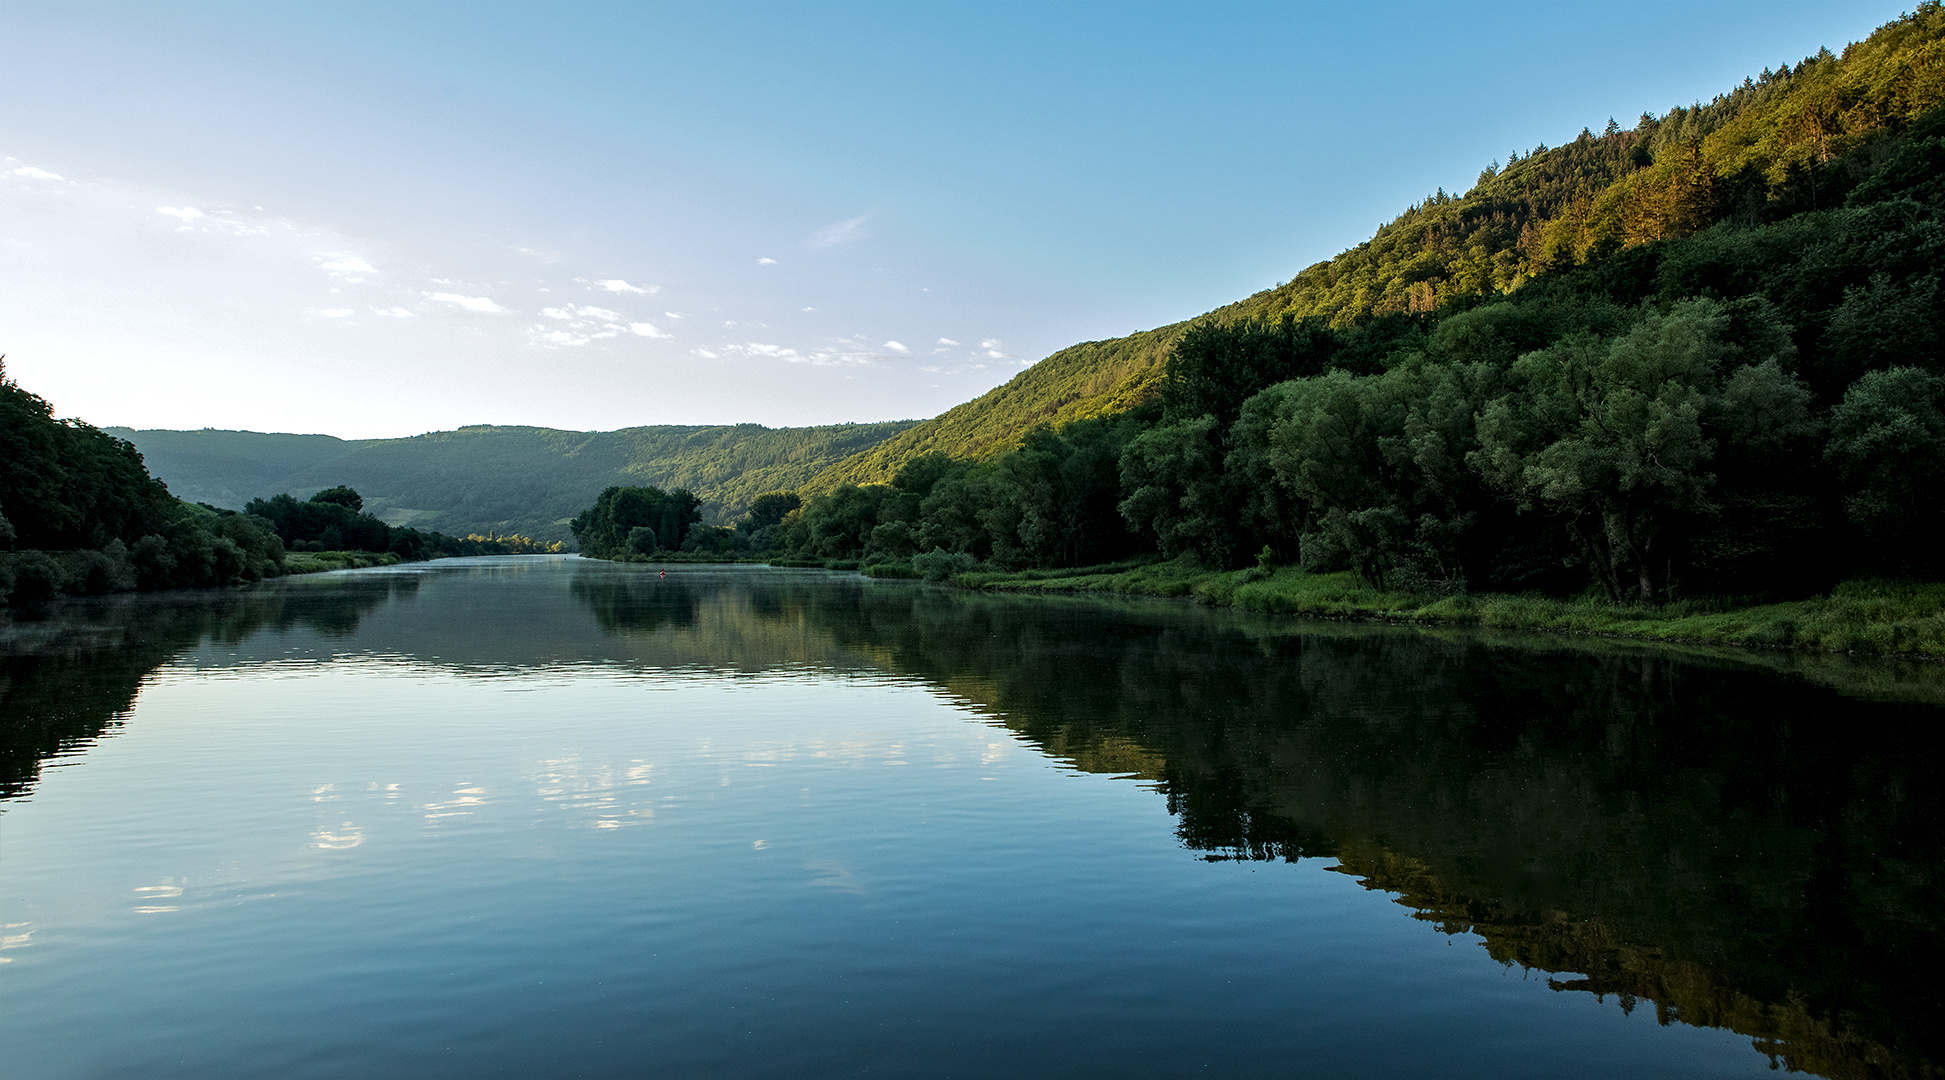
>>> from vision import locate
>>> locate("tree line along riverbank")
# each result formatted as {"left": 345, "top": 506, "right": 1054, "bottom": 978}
{"left": 882, "top": 558, "right": 1945, "bottom": 660}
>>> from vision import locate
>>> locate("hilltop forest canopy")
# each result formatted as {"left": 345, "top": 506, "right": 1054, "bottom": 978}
{"left": 749, "top": 6, "right": 1945, "bottom": 603}
{"left": 807, "top": 3, "right": 1945, "bottom": 489}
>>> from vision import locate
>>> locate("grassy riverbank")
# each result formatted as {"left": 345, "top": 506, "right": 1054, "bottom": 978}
{"left": 940, "top": 559, "right": 1945, "bottom": 659}
{"left": 283, "top": 551, "right": 404, "bottom": 574}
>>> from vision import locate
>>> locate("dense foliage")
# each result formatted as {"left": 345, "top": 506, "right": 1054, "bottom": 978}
{"left": 768, "top": 56, "right": 1945, "bottom": 602}
{"left": 116, "top": 419, "right": 918, "bottom": 542}
{"left": 570, "top": 485, "right": 705, "bottom": 560}
{"left": 243, "top": 486, "right": 554, "bottom": 560}
{"left": 811, "top": 4, "right": 1945, "bottom": 489}
{"left": 0, "top": 360, "right": 288, "bottom": 604}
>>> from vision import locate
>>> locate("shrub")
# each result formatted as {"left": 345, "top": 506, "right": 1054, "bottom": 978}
{"left": 4, "top": 551, "right": 67, "bottom": 604}
{"left": 912, "top": 547, "right": 978, "bottom": 583}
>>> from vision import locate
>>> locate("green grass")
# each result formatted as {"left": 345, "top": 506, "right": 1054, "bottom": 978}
{"left": 282, "top": 551, "right": 403, "bottom": 574}
{"left": 955, "top": 560, "right": 1945, "bottom": 659}
{"left": 767, "top": 557, "right": 863, "bottom": 571}
{"left": 601, "top": 552, "right": 771, "bottom": 565}
{"left": 862, "top": 561, "right": 922, "bottom": 579}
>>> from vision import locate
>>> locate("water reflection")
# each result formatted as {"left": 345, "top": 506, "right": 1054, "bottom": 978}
{"left": 798, "top": 589, "right": 1945, "bottom": 1080}
{"left": 0, "top": 573, "right": 411, "bottom": 799}
{"left": 1, "top": 558, "right": 1939, "bottom": 1078}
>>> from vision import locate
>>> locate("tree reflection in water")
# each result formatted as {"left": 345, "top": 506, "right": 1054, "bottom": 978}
{"left": 2, "top": 562, "right": 1937, "bottom": 1079}
{"left": 0, "top": 574, "right": 412, "bottom": 799}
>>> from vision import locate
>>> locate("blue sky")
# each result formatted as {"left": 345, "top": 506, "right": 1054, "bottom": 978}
{"left": 0, "top": 0, "right": 1909, "bottom": 437}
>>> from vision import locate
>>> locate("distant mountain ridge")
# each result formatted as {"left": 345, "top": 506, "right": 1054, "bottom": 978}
{"left": 112, "top": 421, "right": 918, "bottom": 542}
{"left": 807, "top": 4, "right": 1945, "bottom": 489}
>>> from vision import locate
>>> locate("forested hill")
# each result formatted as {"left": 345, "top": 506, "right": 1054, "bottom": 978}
{"left": 809, "top": 4, "right": 1945, "bottom": 490}
{"left": 807, "top": 329, "right": 1180, "bottom": 491}
{"left": 113, "top": 421, "right": 916, "bottom": 542}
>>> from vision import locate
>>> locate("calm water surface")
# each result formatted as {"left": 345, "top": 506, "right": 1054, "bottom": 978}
{"left": 1, "top": 557, "right": 1940, "bottom": 1078}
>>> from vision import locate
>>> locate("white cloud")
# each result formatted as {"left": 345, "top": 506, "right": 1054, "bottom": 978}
{"left": 10, "top": 166, "right": 63, "bottom": 181}
{"left": 938, "top": 338, "right": 960, "bottom": 346}
{"left": 527, "top": 301, "right": 670, "bottom": 347}
{"left": 808, "top": 214, "right": 868, "bottom": 248}
{"left": 883, "top": 340, "right": 909, "bottom": 354}
{"left": 982, "top": 338, "right": 1017, "bottom": 359}
{"left": 802, "top": 306, "right": 815, "bottom": 312}
{"left": 543, "top": 303, "right": 622, "bottom": 321}
{"left": 155, "top": 206, "right": 204, "bottom": 221}
{"left": 319, "top": 308, "right": 354, "bottom": 318}
{"left": 664, "top": 311, "right": 686, "bottom": 319}
{"left": 739, "top": 342, "right": 800, "bottom": 360}
{"left": 728, "top": 338, "right": 900, "bottom": 367}
{"left": 371, "top": 307, "right": 417, "bottom": 318}
{"left": 429, "top": 292, "right": 506, "bottom": 313}
{"left": 756, "top": 257, "right": 777, "bottom": 265}
{"left": 317, "top": 255, "right": 377, "bottom": 275}
{"left": 694, "top": 348, "right": 720, "bottom": 360}
{"left": 595, "top": 279, "right": 656, "bottom": 294}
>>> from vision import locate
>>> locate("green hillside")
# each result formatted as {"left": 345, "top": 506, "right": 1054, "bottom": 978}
{"left": 807, "top": 330, "right": 1178, "bottom": 491}
{"left": 103, "top": 429, "right": 361, "bottom": 511}
{"left": 810, "top": 4, "right": 1945, "bottom": 489}
{"left": 114, "top": 421, "right": 916, "bottom": 542}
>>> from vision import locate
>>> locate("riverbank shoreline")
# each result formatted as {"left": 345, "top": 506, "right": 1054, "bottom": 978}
{"left": 915, "top": 559, "right": 1945, "bottom": 661}
{"left": 282, "top": 550, "right": 405, "bottom": 574}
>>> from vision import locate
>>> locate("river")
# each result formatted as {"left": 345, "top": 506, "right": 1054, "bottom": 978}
{"left": 1, "top": 556, "right": 1938, "bottom": 1078}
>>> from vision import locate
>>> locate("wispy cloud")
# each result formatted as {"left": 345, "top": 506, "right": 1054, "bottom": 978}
{"left": 756, "top": 257, "right": 777, "bottom": 265}
{"left": 371, "top": 306, "right": 417, "bottom": 318}
{"left": 937, "top": 337, "right": 960, "bottom": 346}
{"left": 727, "top": 337, "right": 902, "bottom": 367}
{"left": 429, "top": 292, "right": 507, "bottom": 313}
{"left": 155, "top": 206, "right": 203, "bottom": 221}
{"left": 594, "top": 278, "right": 656, "bottom": 294}
{"left": 527, "top": 300, "right": 667, "bottom": 348}
{"left": 737, "top": 342, "right": 800, "bottom": 360}
{"left": 882, "top": 340, "right": 909, "bottom": 354}
{"left": 808, "top": 214, "right": 868, "bottom": 248}
{"left": 318, "top": 255, "right": 377, "bottom": 275}
{"left": 982, "top": 338, "right": 1017, "bottom": 359}
{"left": 541, "top": 303, "right": 620, "bottom": 321}
{"left": 10, "top": 166, "right": 63, "bottom": 181}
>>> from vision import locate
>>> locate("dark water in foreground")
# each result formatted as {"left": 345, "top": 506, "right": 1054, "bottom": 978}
{"left": 1, "top": 557, "right": 1940, "bottom": 1079}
